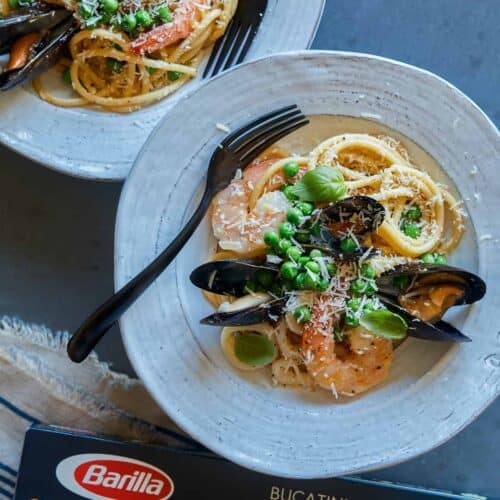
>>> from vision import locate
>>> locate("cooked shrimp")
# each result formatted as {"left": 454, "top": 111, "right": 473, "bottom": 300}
{"left": 211, "top": 157, "right": 292, "bottom": 254}
{"left": 301, "top": 295, "right": 393, "bottom": 396}
{"left": 130, "top": 0, "right": 204, "bottom": 55}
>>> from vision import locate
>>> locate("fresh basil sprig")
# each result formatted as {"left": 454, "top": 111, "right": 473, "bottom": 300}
{"left": 234, "top": 333, "right": 276, "bottom": 367}
{"left": 360, "top": 309, "right": 408, "bottom": 339}
{"left": 291, "top": 166, "right": 347, "bottom": 202}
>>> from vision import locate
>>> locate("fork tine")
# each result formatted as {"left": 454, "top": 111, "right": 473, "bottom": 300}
{"left": 221, "top": 22, "right": 251, "bottom": 73}
{"left": 207, "top": 19, "right": 240, "bottom": 79}
{"left": 221, "top": 105, "right": 297, "bottom": 148}
{"left": 231, "top": 108, "right": 303, "bottom": 153}
{"left": 239, "top": 119, "right": 310, "bottom": 165}
{"left": 202, "top": 21, "right": 230, "bottom": 79}
{"left": 235, "top": 24, "right": 258, "bottom": 66}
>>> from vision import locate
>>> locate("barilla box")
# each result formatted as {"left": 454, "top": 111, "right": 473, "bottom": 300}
{"left": 14, "top": 424, "right": 487, "bottom": 500}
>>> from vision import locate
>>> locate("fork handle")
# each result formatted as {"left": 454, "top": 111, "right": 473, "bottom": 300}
{"left": 67, "top": 186, "right": 213, "bottom": 363}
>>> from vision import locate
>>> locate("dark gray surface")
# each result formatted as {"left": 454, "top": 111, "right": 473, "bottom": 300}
{"left": 0, "top": 0, "right": 498, "bottom": 497}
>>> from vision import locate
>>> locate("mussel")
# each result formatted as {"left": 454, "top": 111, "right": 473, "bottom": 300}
{"left": 311, "top": 196, "right": 385, "bottom": 259}
{"left": 376, "top": 263, "right": 486, "bottom": 342}
{"left": 376, "top": 263, "right": 486, "bottom": 321}
{"left": 191, "top": 258, "right": 486, "bottom": 343}
{"left": 0, "top": 5, "right": 77, "bottom": 90}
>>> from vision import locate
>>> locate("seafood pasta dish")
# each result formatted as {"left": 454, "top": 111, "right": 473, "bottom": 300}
{"left": 190, "top": 133, "right": 486, "bottom": 398}
{"left": 0, "top": 0, "right": 237, "bottom": 111}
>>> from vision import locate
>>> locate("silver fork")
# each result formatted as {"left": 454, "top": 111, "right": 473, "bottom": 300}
{"left": 202, "top": 0, "right": 268, "bottom": 79}
{"left": 67, "top": 105, "right": 309, "bottom": 363}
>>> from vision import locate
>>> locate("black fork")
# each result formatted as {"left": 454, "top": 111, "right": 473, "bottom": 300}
{"left": 202, "top": 0, "right": 268, "bottom": 79}
{"left": 67, "top": 105, "right": 309, "bottom": 363}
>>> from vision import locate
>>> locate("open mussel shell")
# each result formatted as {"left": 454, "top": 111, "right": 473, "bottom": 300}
{"left": 308, "top": 196, "right": 385, "bottom": 260}
{"left": 376, "top": 263, "right": 486, "bottom": 306}
{"left": 0, "top": 17, "right": 78, "bottom": 91}
{"left": 190, "top": 258, "right": 278, "bottom": 297}
{"left": 379, "top": 296, "right": 471, "bottom": 342}
{"left": 201, "top": 296, "right": 287, "bottom": 326}
{"left": 321, "top": 196, "right": 386, "bottom": 235}
{"left": 0, "top": 6, "right": 71, "bottom": 53}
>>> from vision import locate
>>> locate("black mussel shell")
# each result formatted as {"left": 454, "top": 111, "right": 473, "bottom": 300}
{"left": 190, "top": 258, "right": 278, "bottom": 297}
{"left": 201, "top": 297, "right": 287, "bottom": 326}
{"left": 379, "top": 297, "right": 471, "bottom": 342}
{"left": 321, "top": 196, "right": 386, "bottom": 235}
{"left": 376, "top": 263, "right": 486, "bottom": 306}
{"left": 0, "top": 6, "right": 71, "bottom": 54}
{"left": 0, "top": 17, "right": 78, "bottom": 91}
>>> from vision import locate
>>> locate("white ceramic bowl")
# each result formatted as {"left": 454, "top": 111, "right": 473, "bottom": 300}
{"left": 115, "top": 51, "right": 500, "bottom": 478}
{"left": 0, "top": 0, "right": 324, "bottom": 181}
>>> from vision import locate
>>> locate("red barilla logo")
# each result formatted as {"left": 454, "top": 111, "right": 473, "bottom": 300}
{"left": 56, "top": 454, "right": 174, "bottom": 500}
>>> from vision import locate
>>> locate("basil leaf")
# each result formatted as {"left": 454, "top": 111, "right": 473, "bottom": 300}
{"left": 234, "top": 333, "right": 276, "bottom": 367}
{"left": 360, "top": 309, "right": 408, "bottom": 339}
{"left": 291, "top": 165, "right": 347, "bottom": 202}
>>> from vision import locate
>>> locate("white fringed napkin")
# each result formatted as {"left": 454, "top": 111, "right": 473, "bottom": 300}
{"left": 0, "top": 316, "right": 200, "bottom": 499}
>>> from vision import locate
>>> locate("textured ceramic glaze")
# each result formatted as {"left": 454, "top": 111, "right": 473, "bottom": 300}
{"left": 115, "top": 52, "right": 500, "bottom": 478}
{"left": 0, "top": 1, "right": 324, "bottom": 181}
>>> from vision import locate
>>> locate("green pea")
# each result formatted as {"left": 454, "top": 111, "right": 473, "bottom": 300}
{"left": 101, "top": 0, "right": 118, "bottom": 13}
{"left": 350, "top": 278, "right": 368, "bottom": 294}
{"left": 393, "top": 275, "right": 410, "bottom": 290}
{"left": 309, "top": 249, "right": 323, "bottom": 259}
{"left": 286, "top": 208, "right": 303, "bottom": 225}
{"left": 361, "top": 263, "right": 376, "bottom": 279}
{"left": 326, "top": 262, "right": 337, "bottom": 276}
{"left": 402, "top": 221, "right": 421, "bottom": 239}
{"left": 435, "top": 254, "right": 448, "bottom": 265}
{"left": 168, "top": 70, "right": 183, "bottom": 81}
{"left": 286, "top": 246, "right": 302, "bottom": 262}
{"left": 8, "top": 0, "right": 19, "bottom": 8}
{"left": 121, "top": 13, "right": 137, "bottom": 32}
{"left": 257, "top": 269, "right": 275, "bottom": 288}
{"left": 294, "top": 272, "right": 307, "bottom": 289}
{"left": 264, "top": 247, "right": 277, "bottom": 256}
{"left": 309, "top": 223, "right": 321, "bottom": 236}
{"left": 280, "top": 261, "right": 298, "bottom": 281}
{"left": 283, "top": 161, "right": 300, "bottom": 177}
{"left": 345, "top": 312, "right": 360, "bottom": 327}
{"left": 294, "top": 305, "right": 311, "bottom": 323}
{"left": 79, "top": 3, "right": 94, "bottom": 19}
{"left": 421, "top": 253, "right": 435, "bottom": 264}
{"left": 278, "top": 238, "right": 292, "bottom": 253}
{"left": 263, "top": 231, "right": 280, "bottom": 247}
{"left": 363, "top": 300, "right": 376, "bottom": 313}
{"left": 279, "top": 222, "right": 295, "bottom": 239}
{"left": 296, "top": 202, "right": 314, "bottom": 216}
{"left": 295, "top": 231, "right": 311, "bottom": 243}
{"left": 317, "top": 278, "right": 330, "bottom": 291}
{"left": 146, "top": 66, "right": 157, "bottom": 74}
{"left": 305, "top": 261, "right": 320, "bottom": 274}
{"left": 405, "top": 203, "right": 422, "bottom": 220}
{"left": 243, "top": 281, "right": 257, "bottom": 294}
{"left": 281, "top": 184, "right": 298, "bottom": 201}
{"left": 106, "top": 58, "right": 124, "bottom": 72}
{"left": 135, "top": 9, "right": 153, "bottom": 27}
{"left": 157, "top": 5, "right": 172, "bottom": 22}
{"left": 304, "top": 272, "right": 319, "bottom": 289}
{"left": 61, "top": 67, "right": 72, "bottom": 85}
{"left": 347, "top": 298, "right": 361, "bottom": 311}
{"left": 298, "top": 256, "right": 310, "bottom": 268}
{"left": 340, "top": 236, "right": 358, "bottom": 253}
{"left": 364, "top": 281, "right": 378, "bottom": 296}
